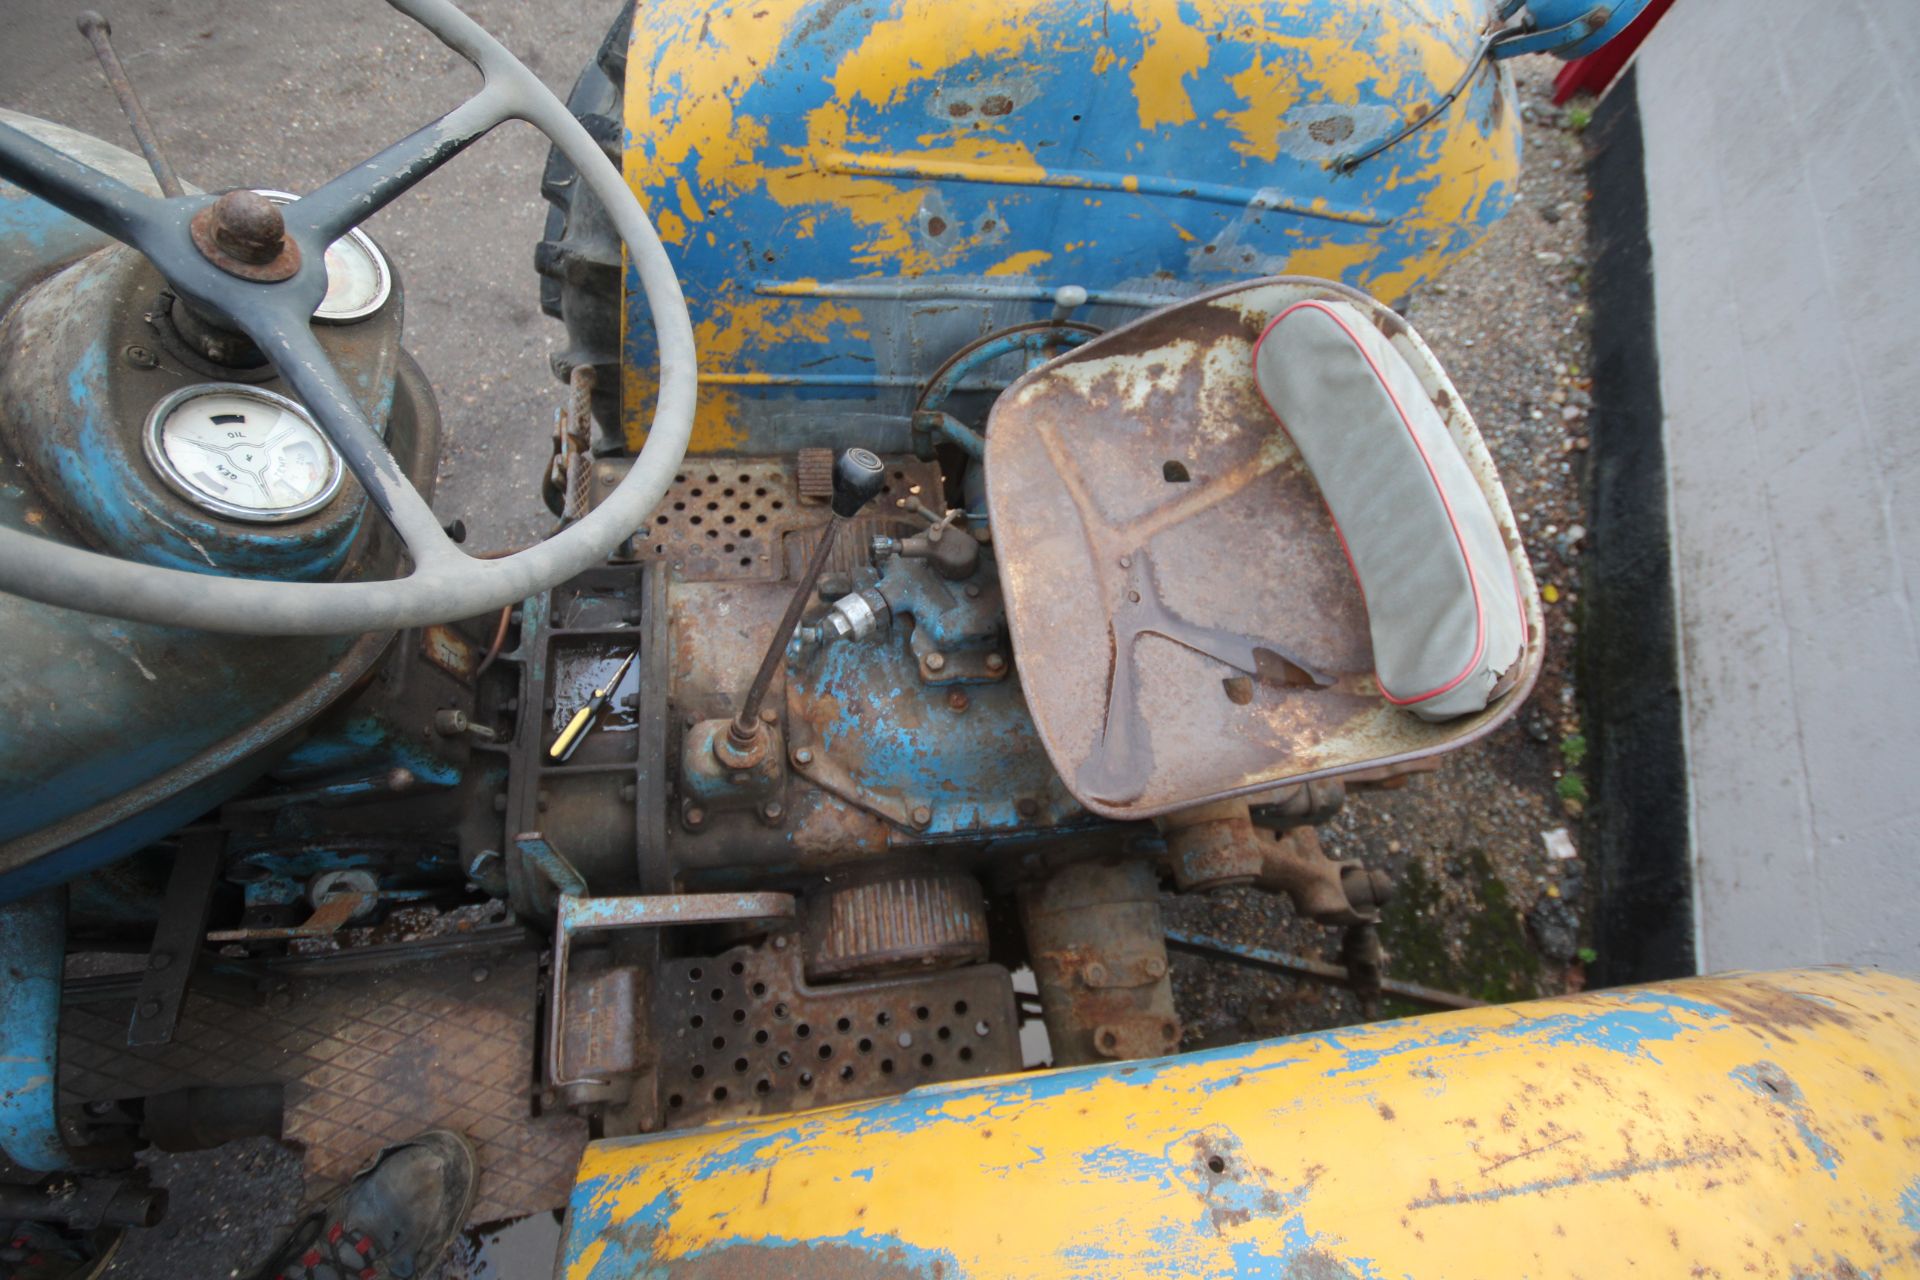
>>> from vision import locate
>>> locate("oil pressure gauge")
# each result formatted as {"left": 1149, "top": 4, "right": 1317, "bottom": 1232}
{"left": 256, "top": 190, "right": 392, "bottom": 322}
{"left": 143, "top": 384, "right": 344, "bottom": 522}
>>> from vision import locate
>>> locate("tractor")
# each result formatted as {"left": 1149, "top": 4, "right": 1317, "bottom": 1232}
{"left": 3, "top": 1, "right": 1916, "bottom": 1276}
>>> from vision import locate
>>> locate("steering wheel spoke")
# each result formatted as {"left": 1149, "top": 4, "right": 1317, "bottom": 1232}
{"left": 286, "top": 85, "right": 512, "bottom": 247}
{"left": 0, "top": 120, "right": 170, "bottom": 253}
{"left": 247, "top": 321, "right": 462, "bottom": 569}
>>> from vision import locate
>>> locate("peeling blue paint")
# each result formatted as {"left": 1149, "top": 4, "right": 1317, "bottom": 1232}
{"left": 1730, "top": 1062, "right": 1841, "bottom": 1178}
{"left": 1901, "top": 1177, "right": 1920, "bottom": 1232}
{"left": 0, "top": 893, "right": 69, "bottom": 1171}
{"left": 621, "top": 0, "right": 1521, "bottom": 452}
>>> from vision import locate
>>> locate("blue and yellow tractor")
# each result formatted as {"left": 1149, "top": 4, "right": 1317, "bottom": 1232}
{"left": 4, "top": 1, "right": 1917, "bottom": 1276}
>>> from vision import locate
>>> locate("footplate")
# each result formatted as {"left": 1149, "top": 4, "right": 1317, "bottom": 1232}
{"left": 59, "top": 942, "right": 585, "bottom": 1224}
{"left": 656, "top": 939, "right": 1019, "bottom": 1129}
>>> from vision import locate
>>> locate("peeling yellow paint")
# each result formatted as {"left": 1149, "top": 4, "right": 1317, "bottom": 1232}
{"left": 986, "top": 249, "right": 1054, "bottom": 277}
{"left": 1129, "top": 4, "right": 1210, "bottom": 128}
{"left": 619, "top": 0, "right": 1518, "bottom": 449}
{"left": 567, "top": 970, "right": 1920, "bottom": 1279}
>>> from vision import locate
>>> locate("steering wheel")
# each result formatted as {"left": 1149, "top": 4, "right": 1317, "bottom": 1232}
{"left": 0, "top": 0, "right": 694, "bottom": 636}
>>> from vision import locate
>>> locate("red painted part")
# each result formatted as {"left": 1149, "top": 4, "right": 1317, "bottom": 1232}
{"left": 1552, "top": 0, "right": 1679, "bottom": 105}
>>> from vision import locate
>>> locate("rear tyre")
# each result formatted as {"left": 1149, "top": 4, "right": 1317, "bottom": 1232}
{"left": 534, "top": 0, "right": 635, "bottom": 449}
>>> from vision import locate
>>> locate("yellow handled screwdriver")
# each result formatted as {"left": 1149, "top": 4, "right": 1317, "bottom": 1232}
{"left": 548, "top": 650, "right": 637, "bottom": 761}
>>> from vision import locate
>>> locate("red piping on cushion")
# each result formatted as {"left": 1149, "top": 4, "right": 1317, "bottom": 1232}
{"left": 1252, "top": 300, "right": 1491, "bottom": 706}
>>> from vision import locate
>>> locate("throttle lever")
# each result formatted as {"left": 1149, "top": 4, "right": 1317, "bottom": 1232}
{"left": 76, "top": 11, "right": 185, "bottom": 198}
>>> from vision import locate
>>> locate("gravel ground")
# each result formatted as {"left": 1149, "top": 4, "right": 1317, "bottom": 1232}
{"left": 1167, "top": 57, "right": 1601, "bottom": 1042}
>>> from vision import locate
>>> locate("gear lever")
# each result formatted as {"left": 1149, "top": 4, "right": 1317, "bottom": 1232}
{"left": 714, "top": 448, "right": 886, "bottom": 769}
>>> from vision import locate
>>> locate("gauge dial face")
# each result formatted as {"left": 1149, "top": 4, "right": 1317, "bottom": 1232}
{"left": 144, "top": 385, "right": 344, "bottom": 522}
{"left": 256, "top": 190, "right": 391, "bottom": 322}
{"left": 315, "top": 228, "right": 391, "bottom": 321}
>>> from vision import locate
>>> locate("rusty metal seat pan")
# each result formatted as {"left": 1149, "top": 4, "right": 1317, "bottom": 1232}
{"left": 984, "top": 277, "right": 1543, "bottom": 819}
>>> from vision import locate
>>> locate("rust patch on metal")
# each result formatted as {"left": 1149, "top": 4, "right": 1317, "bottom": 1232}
{"left": 647, "top": 1240, "right": 953, "bottom": 1280}
{"left": 420, "top": 623, "right": 479, "bottom": 682}
{"left": 804, "top": 871, "right": 989, "bottom": 981}
{"left": 598, "top": 454, "right": 931, "bottom": 583}
{"left": 1701, "top": 981, "right": 1863, "bottom": 1045}
{"left": 653, "top": 935, "right": 1018, "bottom": 1130}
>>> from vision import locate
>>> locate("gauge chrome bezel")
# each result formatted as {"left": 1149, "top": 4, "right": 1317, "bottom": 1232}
{"left": 142, "top": 382, "right": 346, "bottom": 524}
{"left": 255, "top": 189, "right": 393, "bottom": 323}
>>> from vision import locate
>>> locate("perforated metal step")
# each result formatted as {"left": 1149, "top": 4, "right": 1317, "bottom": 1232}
{"left": 655, "top": 939, "right": 1019, "bottom": 1129}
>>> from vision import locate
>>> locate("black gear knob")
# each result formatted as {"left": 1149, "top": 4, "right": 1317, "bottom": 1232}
{"left": 831, "top": 447, "right": 887, "bottom": 518}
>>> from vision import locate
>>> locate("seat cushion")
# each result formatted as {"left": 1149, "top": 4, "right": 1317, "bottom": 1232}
{"left": 1253, "top": 299, "right": 1525, "bottom": 721}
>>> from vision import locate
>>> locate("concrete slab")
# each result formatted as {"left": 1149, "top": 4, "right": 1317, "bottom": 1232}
{"left": 1635, "top": 0, "right": 1920, "bottom": 972}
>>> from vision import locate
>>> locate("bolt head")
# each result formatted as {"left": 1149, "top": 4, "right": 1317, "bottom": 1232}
{"left": 947, "top": 689, "right": 970, "bottom": 712}
{"left": 985, "top": 653, "right": 1007, "bottom": 673}
{"left": 793, "top": 748, "right": 814, "bottom": 766}
{"left": 910, "top": 805, "right": 933, "bottom": 827}
{"left": 684, "top": 806, "right": 706, "bottom": 827}
{"left": 1145, "top": 956, "right": 1168, "bottom": 978}
{"left": 1085, "top": 962, "right": 1108, "bottom": 985}
{"left": 924, "top": 652, "right": 947, "bottom": 672}
{"left": 762, "top": 801, "right": 785, "bottom": 821}
{"left": 759, "top": 707, "right": 779, "bottom": 724}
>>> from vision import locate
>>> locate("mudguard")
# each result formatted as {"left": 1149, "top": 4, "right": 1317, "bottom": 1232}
{"left": 561, "top": 968, "right": 1920, "bottom": 1278}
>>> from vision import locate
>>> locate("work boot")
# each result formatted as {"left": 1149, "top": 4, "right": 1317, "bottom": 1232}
{"left": 0, "top": 1222, "right": 111, "bottom": 1280}
{"left": 258, "top": 1130, "right": 477, "bottom": 1280}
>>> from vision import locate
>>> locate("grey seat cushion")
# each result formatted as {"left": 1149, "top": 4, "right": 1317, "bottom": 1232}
{"left": 1253, "top": 299, "right": 1525, "bottom": 721}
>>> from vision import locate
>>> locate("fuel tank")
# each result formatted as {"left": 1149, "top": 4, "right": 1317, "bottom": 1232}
{"left": 617, "top": 0, "right": 1521, "bottom": 451}
{"left": 563, "top": 967, "right": 1920, "bottom": 1278}
{"left": 0, "top": 113, "right": 437, "bottom": 901}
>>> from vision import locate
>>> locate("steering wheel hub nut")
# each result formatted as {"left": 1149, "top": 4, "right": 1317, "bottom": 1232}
{"left": 191, "top": 189, "right": 302, "bottom": 282}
